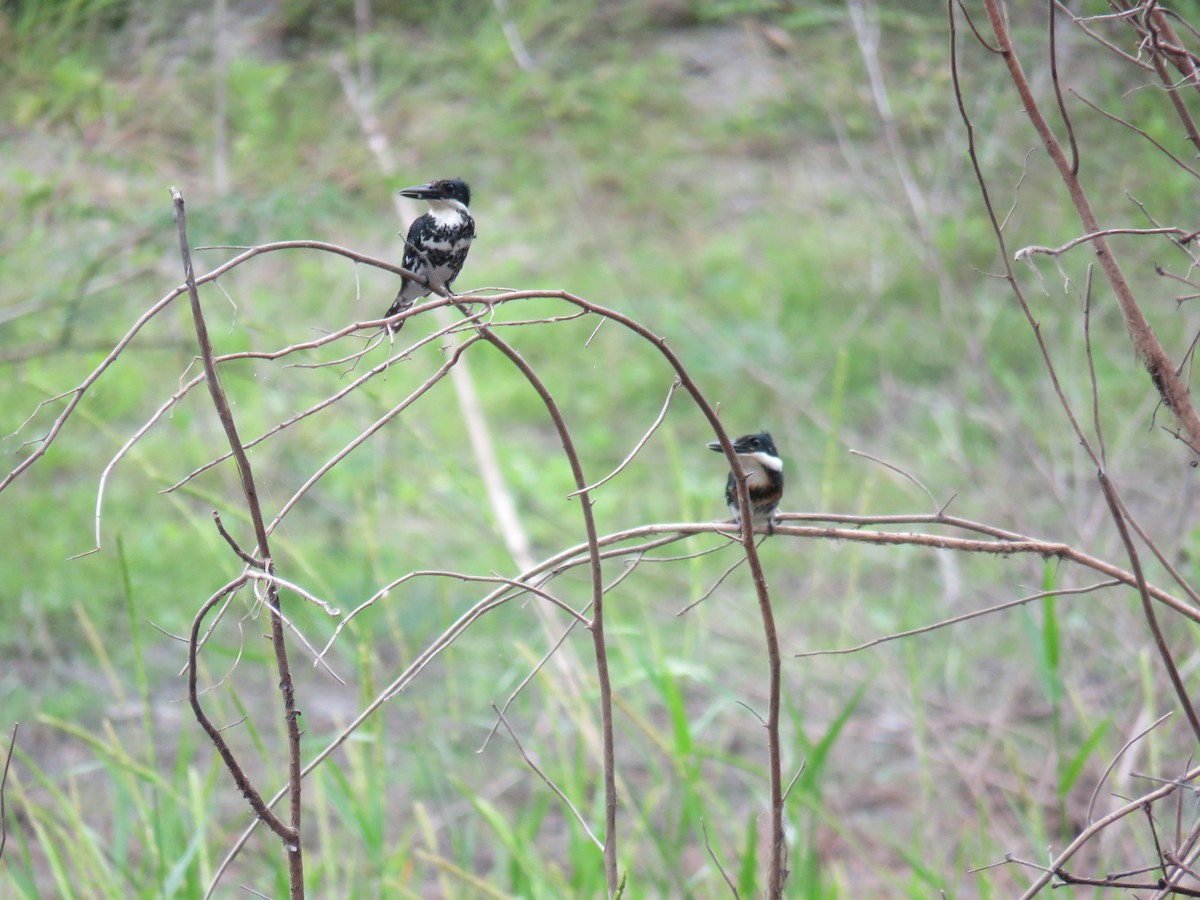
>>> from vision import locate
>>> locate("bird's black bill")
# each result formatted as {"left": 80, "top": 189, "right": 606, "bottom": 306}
{"left": 707, "top": 440, "right": 725, "bottom": 453}
{"left": 398, "top": 182, "right": 439, "bottom": 200}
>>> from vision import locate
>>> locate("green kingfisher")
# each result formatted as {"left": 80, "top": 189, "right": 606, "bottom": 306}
{"left": 707, "top": 432, "right": 784, "bottom": 531}
{"left": 385, "top": 178, "right": 476, "bottom": 332}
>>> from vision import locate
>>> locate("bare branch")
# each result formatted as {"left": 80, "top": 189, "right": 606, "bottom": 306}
{"left": 1015, "top": 227, "right": 1193, "bottom": 261}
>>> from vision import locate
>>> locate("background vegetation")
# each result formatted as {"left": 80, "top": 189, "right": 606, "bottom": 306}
{"left": 4, "top": 0, "right": 1200, "bottom": 896}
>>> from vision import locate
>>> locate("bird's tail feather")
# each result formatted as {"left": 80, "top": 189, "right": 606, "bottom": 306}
{"left": 384, "top": 292, "right": 412, "bottom": 323}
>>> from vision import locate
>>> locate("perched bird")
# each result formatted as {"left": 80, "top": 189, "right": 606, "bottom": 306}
{"left": 385, "top": 178, "right": 476, "bottom": 331}
{"left": 707, "top": 432, "right": 784, "bottom": 531}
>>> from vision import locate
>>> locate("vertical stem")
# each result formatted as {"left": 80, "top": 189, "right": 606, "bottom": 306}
{"left": 171, "top": 189, "right": 305, "bottom": 897}
{"left": 479, "top": 334, "right": 620, "bottom": 895}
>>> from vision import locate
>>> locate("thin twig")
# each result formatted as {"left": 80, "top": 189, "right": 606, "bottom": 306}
{"left": 848, "top": 448, "right": 940, "bottom": 510}
{"left": 677, "top": 551, "right": 748, "bottom": 616}
{"left": 795, "top": 581, "right": 1121, "bottom": 657}
{"left": 1097, "top": 471, "right": 1200, "bottom": 743}
{"left": 1082, "top": 268, "right": 1107, "bottom": 467}
{"left": 320, "top": 569, "right": 588, "bottom": 659}
{"left": 568, "top": 378, "right": 681, "bottom": 497}
{"left": 701, "top": 819, "right": 741, "bottom": 899}
{"left": 213, "top": 510, "right": 265, "bottom": 569}
{"left": 1015, "top": 227, "right": 1192, "bottom": 261}
{"left": 491, "top": 704, "right": 603, "bottom": 849}
{"left": 1048, "top": 0, "right": 1080, "bottom": 176}
{"left": 0, "top": 722, "right": 16, "bottom": 861}
{"left": 187, "top": 577, "right": 291, "bottom": 839}
{"left": 1010, "top": 762, "right": 1200, "bottom": 899}
{"left": 479, "top": 607, "right": 588, "bottom": 753}
{"left": 1088, "top": 711, "right": 1173, "bottom": 827}
{"left": 1071, "top": 89, "right": 1200, "bottom": 179}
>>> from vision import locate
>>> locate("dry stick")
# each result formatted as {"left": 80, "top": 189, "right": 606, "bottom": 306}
{"left": 80, "top": 370, "right": 205, "bottom": 555}
{"left": 476, "top": 335, "right": 620, "bottom": 897}
{"left": 1015, "top": 227, "right": 1193, "bottom": 260}
{"left": 171, "top": 190, "right": 304, "bottom": 895}
{"left": 1052, "top": 872, "right": 1200, "bottom": 893}
{"left": 786, "top": 510, "right": 1034, "bottom": 541}
{"left": 1054, "top": 2, "right": 1152, "bottom": 70}
{"left": 677, "top": 550, "right": 748, "bottom": 616}
{"left": 1085, "top": 712, "right": 1173, "bottom": 825}
{"left": 482, "top": 551, "right": 647, "bottom": 752}
{"left": 1154, "top": 823, "right": 1200, "bottom": 899}
{"left": 244, "top": 597, "right": 343, "bottom": 686}
{"left": 796, "top": 581, "right": 1122, "bottom": 657}
{"left": 1164, "top": 851, "right": 1200, "bottom": 887}
{"left": 1082, "top": 269, "right": 1107, "bottom": 467}
{"left": 491, "top": 704, "right": 603, "bottom": 850}
{"left": 188, "top": 577, "right": 292, "bottom": 843}
{"left": 213, "top": 510, "right": 265, "bottom": 569}
{"left": 778, "top": 523, "right": 1200, "bottom": 619}
{"left": 1047, "top": 0, "right": 1080, "bottom": 176}
{"left": 1008, "top": 762, "right": 1200, "bottom": 899}
{"left": 847, "top": 448, "right": 940, "bottom": 510}
{"left": 0, "top": 722, "right": 16, "bottom": 862}
{"left": 1069, "top": 90, "right": 1200, "bottom": 180}
{"left": 700, "top": 819, "right": 741, "bottom": 900}
{"left": 1097, "top": 471, "right": 1200, "bottom": 744}
{"left": 781, "top": 760, "right": 807, "bottom": 803}
{"left": 983, "top": 0, "right": 1200, "bottom": 455}
{"left": 568, "top": 378, "right": 681, "bottom": 497}
{"left": 320, "top": 569, "right": 589, "bottom": 658}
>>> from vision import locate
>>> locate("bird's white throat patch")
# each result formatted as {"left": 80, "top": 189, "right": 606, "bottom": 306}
{"left": 739, "top": 450, "right": 783, "bottom": 477}
{"left": 428, "top": 199, "right": 470, "bottom": 223}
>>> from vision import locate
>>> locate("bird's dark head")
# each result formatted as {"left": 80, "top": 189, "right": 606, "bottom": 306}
{"left": 707, "top": 432, "right": 783, "bottom": 471}
{"left": 399, "top": 178, "right": 471, "bottom": 208}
